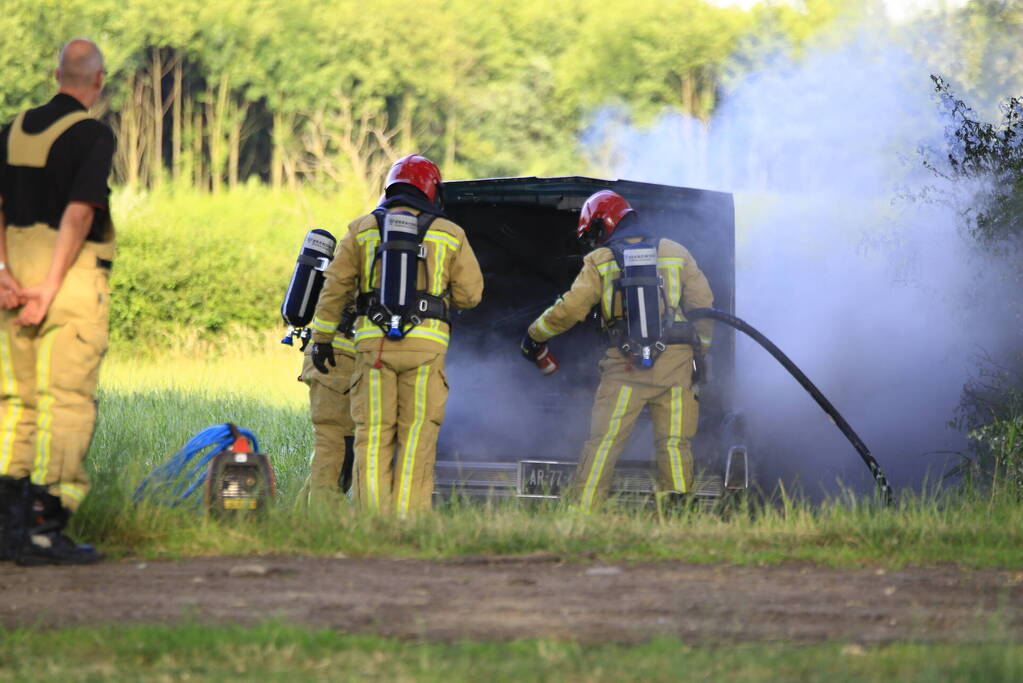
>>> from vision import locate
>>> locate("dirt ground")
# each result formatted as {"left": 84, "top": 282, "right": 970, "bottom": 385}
{"left": 2, "top": 555, "right": 1021, "bottom": 643}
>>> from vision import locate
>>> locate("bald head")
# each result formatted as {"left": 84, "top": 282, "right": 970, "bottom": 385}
{"left": 57, "top": 39, "right": 104, "bottom": 87}
{"left": 56, "top": 39, "right": 105, "bottom": 108}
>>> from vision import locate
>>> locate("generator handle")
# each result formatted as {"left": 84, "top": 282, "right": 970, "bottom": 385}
{"left": 226, "top": 422, "right": 251, "bottom": 453}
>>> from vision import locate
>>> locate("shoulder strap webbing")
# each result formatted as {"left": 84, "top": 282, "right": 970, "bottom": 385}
{"left": 367, "top": 209, "right": 438, "bottom": 292}
{"left": 372, "top": 208, "right": 437, "bottom": 243}
{"left": 8, "top": 110, "right": 90, "bottom": 168}
{"left": 606, "top": 238, "right": 669, "bottom": 321}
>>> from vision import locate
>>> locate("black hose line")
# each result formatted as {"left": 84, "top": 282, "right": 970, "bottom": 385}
{"left": 687, "top": 308, "right": 893, "bottom": 505}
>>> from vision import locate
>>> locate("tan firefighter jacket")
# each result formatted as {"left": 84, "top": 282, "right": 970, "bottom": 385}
{"left": 528, "top": 237, "right": 714, "bottom": 351}
{"left": 311, "top": 206, "right": 484, "bottom": 354}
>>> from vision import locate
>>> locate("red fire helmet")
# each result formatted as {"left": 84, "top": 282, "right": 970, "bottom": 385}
{"left": 384, "top": 154, "right": 442, "bottom": 203}
{"left": 576, "top": 190, "right": 635, "bottom": 245}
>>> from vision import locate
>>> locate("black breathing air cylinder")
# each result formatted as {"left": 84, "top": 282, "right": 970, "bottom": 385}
{"left": 379, "top": 210, "right": 421, "bottom": 339}
{"left": 281, "top": 228, "right": 336, "bottom": 329}
{"left": 621, "top": 243, "right": 662, "bottom": 367}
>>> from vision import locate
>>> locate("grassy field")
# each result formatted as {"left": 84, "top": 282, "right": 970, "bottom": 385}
{"left": 71, "top": 350, "right": 1023, "bottom": 569}
{"left": 2, "top": 622, "right": 1021, "bottom": 682}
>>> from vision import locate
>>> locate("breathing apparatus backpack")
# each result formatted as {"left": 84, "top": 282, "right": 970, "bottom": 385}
{"left": 281, "top": 228, "right": 338, "bottom": 349}
{"left": 356, "top": 207, "right": 450, "bottom": 340}
{"left": 605, "top": 238, "right": 699, "bottom": 368}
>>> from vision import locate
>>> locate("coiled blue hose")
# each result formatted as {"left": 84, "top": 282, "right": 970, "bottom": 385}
{"left": 133, "top": 423, "right": 260, "bottom": 506}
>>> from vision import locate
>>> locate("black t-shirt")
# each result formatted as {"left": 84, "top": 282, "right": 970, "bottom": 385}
{"left": 0, "top": 93, "right": 116, "bottom": 242}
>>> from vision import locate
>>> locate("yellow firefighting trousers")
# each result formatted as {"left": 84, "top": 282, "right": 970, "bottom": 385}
{"left": 0, "top": 224, "right": 113, "bottom": 511}
{"left": 349, "top": 349, "right": 447, "bottom": 517}
{"left": 571, "top": 345, "right": 699, "bottom": 511}
{"left": 300, "top": 346, "right": 355, "bottom": 504}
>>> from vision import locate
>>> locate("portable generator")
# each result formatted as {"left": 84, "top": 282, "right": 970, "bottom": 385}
{"left": 203, "top": 424, "right": 276, "bottom": 516}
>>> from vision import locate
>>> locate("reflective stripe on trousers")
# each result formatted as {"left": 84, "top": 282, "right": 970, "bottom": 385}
{"left": 365, "top": 368, "right": 383, "bottom": 507}
{"left": 0, "top": 330, "right": 22, "bottom": 475}
{"left": 350, "top": 350, "right": 447, "bottom": 515}
{"left": 396, "top": 364, "right": 430, "bottom": 518}
{"left": 31, "top": 327, "right": 59, "bottom": 485}
{"left": 667, "top": 386, "right": 688, "bottom": 493}
{"left": 579, "top": 386, "right": 633, "bottom": 510}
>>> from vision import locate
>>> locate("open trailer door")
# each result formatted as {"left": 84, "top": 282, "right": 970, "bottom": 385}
{"left": 434, "top": 176, "right": 746, "bottom": 506}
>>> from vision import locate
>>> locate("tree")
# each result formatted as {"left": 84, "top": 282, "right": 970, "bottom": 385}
{"left": 0, "top": 0, "right": 856, "bottom": 193}
{"left": 928, "top": 75, "right": 1023, "bottom": 247}
{"left": 556, "top": 0, "right": 751, "bottom": 123}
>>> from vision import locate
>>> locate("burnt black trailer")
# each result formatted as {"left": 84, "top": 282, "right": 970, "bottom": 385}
{"left": 434, "top": 176, "right": 750, "bottom": 506}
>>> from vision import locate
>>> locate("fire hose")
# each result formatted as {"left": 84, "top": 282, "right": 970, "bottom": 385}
{"left": 686, "top": 308, "right": 893, "bottom": 504}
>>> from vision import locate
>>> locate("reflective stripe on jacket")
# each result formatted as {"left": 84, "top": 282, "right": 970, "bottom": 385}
{"left": 311, "top": 206, "right": 483, "bottom": 353}
{"left": 528, "top": 238, "right": 714, "bottom": 349}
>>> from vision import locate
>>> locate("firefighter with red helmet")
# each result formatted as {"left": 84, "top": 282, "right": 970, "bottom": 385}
{"left": 522, "top": 190, "right": 714, "bottom": 510}
{"left": 309, "top": 154, "right": 483, "bottom": 516}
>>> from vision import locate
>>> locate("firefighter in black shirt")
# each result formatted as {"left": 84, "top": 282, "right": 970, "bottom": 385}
{"left": 0, "top": 39, "right": 115, "bottom": 565}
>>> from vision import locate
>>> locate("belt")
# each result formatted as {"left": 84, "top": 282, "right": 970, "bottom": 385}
{"left": 605, "top": 321, "right": 698, "bottom": 348}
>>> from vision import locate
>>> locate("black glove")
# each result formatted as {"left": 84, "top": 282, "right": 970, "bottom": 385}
{"left": 311, "top": 342, "right": 336, "bottom": 374}
{"left": 520, "top": 334, "right": 543, "bottom": 362}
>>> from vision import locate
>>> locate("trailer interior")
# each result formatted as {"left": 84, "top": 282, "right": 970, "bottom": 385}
{"left": 434, "top": 176, "right": 747, "bottom": 506}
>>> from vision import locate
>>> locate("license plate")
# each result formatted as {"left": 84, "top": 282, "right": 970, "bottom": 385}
{"left": 517, "top": 460, "right": 576, "bottom": 497}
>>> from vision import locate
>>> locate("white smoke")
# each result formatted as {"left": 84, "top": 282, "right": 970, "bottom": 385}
{"left": 589, "top": 26, "right": 1021, "bottom": 493}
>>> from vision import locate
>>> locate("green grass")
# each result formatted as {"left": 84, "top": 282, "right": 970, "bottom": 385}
{"left": 71, "top": 351, "right": 1023, "bottom": 568}
{"left": 2, "top": 622, "right": 1021, "bottom": 682}
{"left": 78, "top": 481, "right": 1023, "bottom": 568}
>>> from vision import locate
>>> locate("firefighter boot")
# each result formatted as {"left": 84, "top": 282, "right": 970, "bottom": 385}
{"left": 0, "top": 477, "right": 30, "bottom": 561}
{"left": 16, "top": 489, "right": 101, "bottom": 566}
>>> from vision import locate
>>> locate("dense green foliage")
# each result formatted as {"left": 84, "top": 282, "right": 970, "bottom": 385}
{"left": 929, "top": 75, "right": 1023, "bottom": 247}
{"left": 108, "top": 185, "right": 362, "bottom": 345}
{"left": 0, "top": 0, "right": 849, "bottom": 204}
{"left": 3, "top": 623, "right": 1022, "bottom": 682}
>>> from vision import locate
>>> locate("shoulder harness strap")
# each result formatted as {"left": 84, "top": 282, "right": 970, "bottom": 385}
{"left": 358, "top": 209, "right": 449, "bottom": 337}
{"left": 8, "top": 110, "right": 91, "bottom": 168}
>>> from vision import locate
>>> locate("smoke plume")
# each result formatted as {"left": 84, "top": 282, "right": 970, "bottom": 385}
{"left": 589, "top": 26, "right": 1021, "bottom": 494}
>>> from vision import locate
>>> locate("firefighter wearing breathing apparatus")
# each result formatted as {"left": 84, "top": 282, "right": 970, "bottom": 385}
{"left": 281, "top": 229, "right": 358, "bottom": 502}
{"left": 522, "top": 190, "right": 714, "bottom": 511}
{"left": 308, "top": 154, "right": 483, "bottom": 517}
